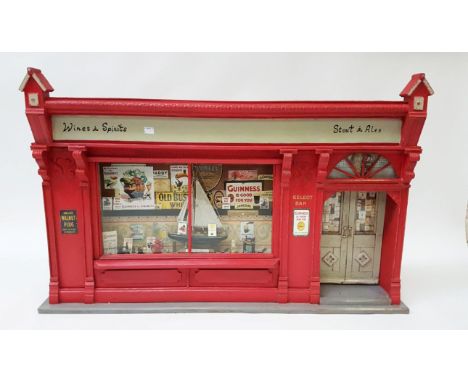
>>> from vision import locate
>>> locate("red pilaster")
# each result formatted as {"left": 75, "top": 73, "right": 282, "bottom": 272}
{"left": 310, "top": 149, "right": 332, "bottom": 303}
{"left": 69, "top": 146, "right": 95, "bottom": 303}
{"left": 31, "top": 144, "right": 60, "bottom": 303}
{"left": 277, "top": 149, "right": 297, "bottom": 303}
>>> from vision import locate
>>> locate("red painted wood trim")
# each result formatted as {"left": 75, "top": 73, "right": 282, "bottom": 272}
{"left": 390, "top": 188, "right": 410, "bottom": 304}
{"left": 87, "top": 156, "right": 282, "bottom": 164}
{"left": 311, "top": 150, "right": 332, "bottom": 303}
{"left": 90, "top": 163, "right": 103, "bottom": 260}
{"left": 31, "top": 144, "right": 60, "bottom": 303}
{"left": 69, "top": 146, "right": 95, "bottom": 303}
{"left": 45, "top": 98, "right": 409, "bottom": 118}
{"left": 187, "top": 164, "right": 193, "bottom": 253}
{"left": 100, "top": 253, "right": 275, "bottom": 260}
{"left": 272, "top": 164, "right": 281, "bottom": 261}
{"left": 94, "top": 258, "right": 279, "bottom": 270}
{"left": 51, "top": 142, "right": 403, "bottom": 151}
{"left": 277, "top": 150, "right": 297, "bottom": 302}
{"left": 93, "top": 288, "right": 281, "bottom": 303}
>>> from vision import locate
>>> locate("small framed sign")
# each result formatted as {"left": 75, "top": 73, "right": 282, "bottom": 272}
{"left": 208, "top": 223, "right": 217, "bottom": 237}
{"left": 60, "top": 210, "right": 78, "bottom": 234}
{"left": 293, "top": 209, "right": 310, "bottom": 236}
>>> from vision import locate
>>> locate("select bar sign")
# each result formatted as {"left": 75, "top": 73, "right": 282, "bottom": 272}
{"left": 60, "top": 210, "right": 78, "bottom": 234}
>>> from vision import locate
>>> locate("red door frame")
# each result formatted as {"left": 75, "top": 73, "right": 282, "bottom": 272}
{"left": 312, "top": 147, "right": 419, "bottom": 304}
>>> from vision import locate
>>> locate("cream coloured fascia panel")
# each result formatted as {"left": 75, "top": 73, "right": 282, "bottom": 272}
{"left": 52, "top": 116, "right": 402, "bottom": 144}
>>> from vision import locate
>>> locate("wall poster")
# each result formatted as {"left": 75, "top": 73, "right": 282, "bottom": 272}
{"left": 60, "top": 210, "right": 78, "bottom": 234}
{"left": 113, "top": 166, "right": 155, "bottom": 210}
{"left": 293, "top": 209, "right": 310, "bottom": 236}
{"left": 225, "top": 181, "right": 263, "bottom": 209}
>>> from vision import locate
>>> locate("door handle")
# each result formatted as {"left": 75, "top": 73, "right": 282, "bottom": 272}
{"left": 342, "top": 226, "right": 349, "bottom": 238}
{"left": 341, "top": 225, "right": 354, "bottom": 238}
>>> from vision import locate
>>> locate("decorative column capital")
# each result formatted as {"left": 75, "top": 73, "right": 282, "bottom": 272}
{"left": 31, "top": 144, "right": 50, "bottom": 182}
{"left": 68, "top": 145, "right": 89, "bottom": 185}
{"left": 280, "top": 149, "right": 297, "bottom": 188}
{"left": 315, "top": 149, "right": 332, "bottom": 183}
{"left": 402, "top": 148, "right": 421, "bottom": 184}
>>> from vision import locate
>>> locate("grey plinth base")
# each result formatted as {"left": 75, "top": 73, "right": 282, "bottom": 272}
{"left": 38, "top": 285, "right": 409, "bottom": 314}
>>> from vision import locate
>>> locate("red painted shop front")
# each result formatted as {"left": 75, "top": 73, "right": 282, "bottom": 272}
{"left": 21, "top": 68, "right": 433, "bottom": 305}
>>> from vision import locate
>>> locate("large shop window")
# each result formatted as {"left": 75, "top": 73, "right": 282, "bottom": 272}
{"left": 99, "top": 163, "right": 273, "bottom": 255}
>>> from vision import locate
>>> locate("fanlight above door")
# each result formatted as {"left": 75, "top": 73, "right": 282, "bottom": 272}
{"left": 328, "top": 153, "right": 396, "bottom": 179}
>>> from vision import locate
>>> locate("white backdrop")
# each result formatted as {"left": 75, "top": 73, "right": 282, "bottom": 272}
{"left": 0, "top": 53, "right": 466, "bottom": 329}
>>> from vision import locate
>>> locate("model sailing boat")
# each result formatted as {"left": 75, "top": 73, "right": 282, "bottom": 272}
{"left": 168, "top": 179, "right": 228, "bottom": 246}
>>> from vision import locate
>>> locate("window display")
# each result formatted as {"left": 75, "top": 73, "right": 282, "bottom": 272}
{"left": 354, "top": 191, "right": 377, "bottom": 234}
{"left": 100, "top": 163, "right": 188, "bottom": 255}
{"left": 191, "top": 164, "right": 273, "bottom": 253}
{"left": 322, "top": 192, "right": 343, "bottom": 234}
{"left": 100, "top": 163, "right": 273, "bottom": 255}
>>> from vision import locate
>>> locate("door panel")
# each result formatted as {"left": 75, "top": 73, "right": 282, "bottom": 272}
{"left": 320, "top": 192, "right": 348, "bottom": 283}
{"left": 320, "top": 191, "right": 386, "bottom": 284}
{"left": 320, "top": 240, "right": 347, "bottom": 283}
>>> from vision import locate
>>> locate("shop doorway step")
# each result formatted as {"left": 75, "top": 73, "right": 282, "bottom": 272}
{"left": 320, "top": 284, "right": 392, "bottom": 306}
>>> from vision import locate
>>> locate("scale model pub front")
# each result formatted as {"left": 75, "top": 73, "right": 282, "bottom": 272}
{"left": 21, "top": 68, "right": 433, "bottom": 313}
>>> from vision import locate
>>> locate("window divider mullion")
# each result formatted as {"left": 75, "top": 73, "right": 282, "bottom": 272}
{"left": 187, "top": 163, "right": 193, "bottom": 254}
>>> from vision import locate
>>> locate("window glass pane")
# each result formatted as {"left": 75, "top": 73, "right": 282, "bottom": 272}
{"left": 329, "top": 153, "right": 396, "bottom": 179}
{"left": 192, "top": 164, "right": 273, "bottom": 253}
{"left": 348, "top": 153, "right": 363, "bottom": 174}
{"left": 334, "top": 159, "right": 354, "bottom": 177}
{"left": 328, "top": 168, "right": 350, "bottom": 179}
{"left": 354, "top": 192, "right": 377, "bottom": 234}
{"left": 322, "top": 192, "right": 343, "bottom": 234}
{"left": 370, "top": 156, "right": 388, "bottom": 171}
{"left": 372, "top": 164, "right": 396, "bottom": 178}
{"left": 363, "top": 154, "right": 379, "bottom": 175}
{"left": 100, "top": 163, "right": 188, "bottom": 254}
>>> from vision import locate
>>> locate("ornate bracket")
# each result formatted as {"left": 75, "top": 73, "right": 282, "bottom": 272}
{"left": 68, "top": 145, "right": 88, "bottom": 186}
{"left": 280, "top": 149, "right": 297, "bottom": 188}
{"left": 402, "top": 150, "right": 421, "bottom": 184}
{"left": 31, "top": 144, "right": 49, "bottom": 183}
{"left": 387, "top": 190, "right": 402, "bottom": 206}
{"left": 315, "top": 149, "right": 332, "bottom": 183}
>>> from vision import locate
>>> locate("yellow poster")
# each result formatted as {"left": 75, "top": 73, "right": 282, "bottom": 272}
{"left": 155, "top": 192, "right": 187, "bottom": 209}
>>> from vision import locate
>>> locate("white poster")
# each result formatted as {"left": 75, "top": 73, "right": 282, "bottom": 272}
{"left": 102, "top": 231, "right": 118, "bottom": 254}
{"left": 240, "top": 221, "right": 255, "bottom": 240}
{"left": 293, "top": 209, "right": 310, "bottom": 236}
{"left": 116, "top": 166, "right": 155, "bottom": 210}
{"left": 225, "top": 181, "right": 262, "bottom": 209}
{"left": 170, "top": 165, "right": 189, "bottom": 192}
{"left": 153, "top": 169, "right": 169, "bottom": 179}
{"left": 208, "top": 223, "right": 217, "bottom": 237}
{"left": 103, "top": 166, "right": 119, "bottom": 191}
{"left": 221, "top": 196, "right": 231, "bottom": 210}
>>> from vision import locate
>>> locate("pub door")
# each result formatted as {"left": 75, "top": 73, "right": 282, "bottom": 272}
{"left": 320, "top": 191, "right": 386, "bottom": 284}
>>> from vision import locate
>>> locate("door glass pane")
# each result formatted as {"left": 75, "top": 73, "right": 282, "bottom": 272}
{"left": 322, "top": 192, "right": 343, "bottom": 234}
{"left": 191, "top": 164, "right": 273, "bottom": 254}
{"left": 354, "top": 192, "right": 377, "bottom": 234}
{"left": 100, "top": 163, "right": 188, "bottom": 255}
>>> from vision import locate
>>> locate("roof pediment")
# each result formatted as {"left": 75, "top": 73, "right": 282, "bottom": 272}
{"left": 19, "top": 67, "right": 54, "bottom": 92}
{"left": 400, "top": 73, "right": 434, "bottom": 97}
